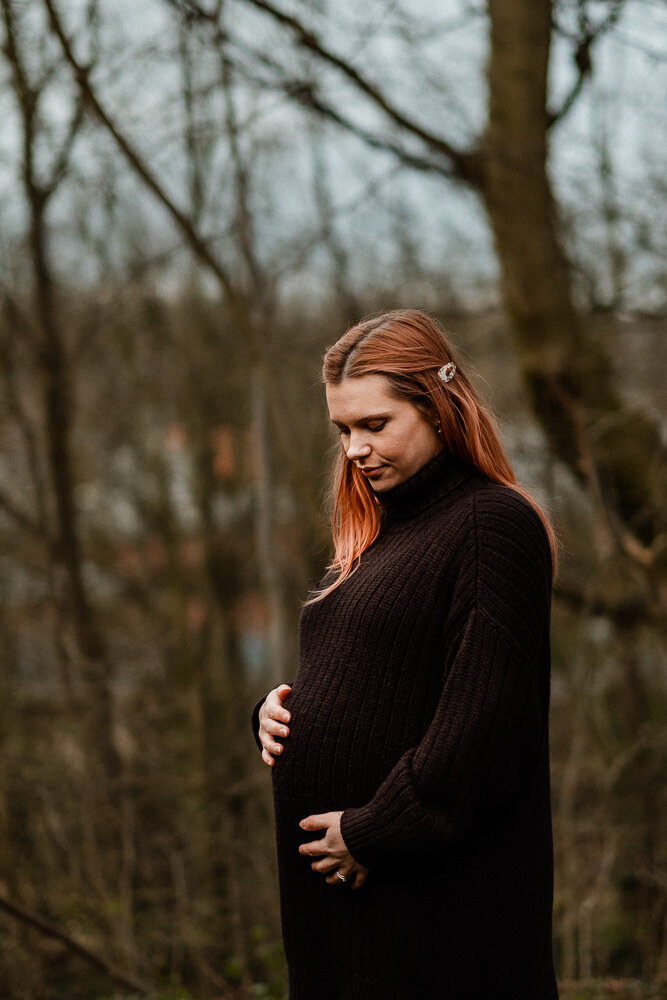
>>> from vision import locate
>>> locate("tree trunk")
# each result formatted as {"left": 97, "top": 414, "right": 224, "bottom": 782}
{"left": 2, "top": 0, "right": 119, "bottom": 781}
{"left": 483, "top": 0, "right": 665, "bottom": 553}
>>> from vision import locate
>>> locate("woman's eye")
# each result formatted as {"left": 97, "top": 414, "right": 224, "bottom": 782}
{"left": 337, "top": 423, "right": 385, "bottom": 435}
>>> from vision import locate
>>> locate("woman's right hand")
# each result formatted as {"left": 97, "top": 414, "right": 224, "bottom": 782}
{"left": 258, "top": 684, "right": 292, "bottom": 767}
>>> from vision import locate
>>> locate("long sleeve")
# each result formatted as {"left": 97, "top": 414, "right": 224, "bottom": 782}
{"left": 340, "top": 493, "right": 552, "bottom": 868}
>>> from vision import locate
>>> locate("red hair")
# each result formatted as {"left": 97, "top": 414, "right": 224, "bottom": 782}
{"left": 304, "top": 309, "right": 559, "bottom": 605}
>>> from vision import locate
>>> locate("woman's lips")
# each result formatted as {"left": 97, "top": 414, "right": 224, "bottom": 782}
{"left": 360, "top": 466, "right": 385, "bottom": 479}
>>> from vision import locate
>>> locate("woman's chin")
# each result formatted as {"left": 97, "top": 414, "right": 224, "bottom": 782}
{"left": 370, "top": 473, "right": 396, "bottom": 492}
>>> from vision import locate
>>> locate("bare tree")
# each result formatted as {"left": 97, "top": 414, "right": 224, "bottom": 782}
{"left": 1, "top": 0, "right": 119, "bottom": 774}
{"left": 163, "top": 0, "right": 664, "bottom": 590}
{"left": 42, "top": 0, "right": 294, "bottom": 690}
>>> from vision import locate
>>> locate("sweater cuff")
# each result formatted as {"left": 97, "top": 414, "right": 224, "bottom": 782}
{"left": 340, "top": 751, "right": 436, "bottom": 868}
{"left": 251, "top": 696, "right": 266, "bottom": 753}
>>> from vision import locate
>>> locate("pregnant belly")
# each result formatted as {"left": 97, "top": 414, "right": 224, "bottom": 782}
{"left": 271, "top": 676, "right": 408, "bottom": 813}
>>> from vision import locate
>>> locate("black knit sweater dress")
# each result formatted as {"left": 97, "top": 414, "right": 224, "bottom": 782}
{"left": 251, "top": 448, "right": 559, "bottom": 1000}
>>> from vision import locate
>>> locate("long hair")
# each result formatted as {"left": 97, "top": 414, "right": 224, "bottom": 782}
{"left": 304, "top": 309, "right": 559, "bottom": 605}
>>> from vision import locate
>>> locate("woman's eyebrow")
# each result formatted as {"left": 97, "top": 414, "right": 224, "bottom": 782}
{"left": 329, "top": 414, "right": 390, "bottom": 426}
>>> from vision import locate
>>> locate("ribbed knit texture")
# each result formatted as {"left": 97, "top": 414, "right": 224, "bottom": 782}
{"left": 252, "top": 448, "right": 559, "bottom": 999}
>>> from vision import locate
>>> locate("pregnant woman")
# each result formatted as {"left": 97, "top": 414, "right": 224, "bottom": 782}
{"left": 251, "top": 309, "right": 560, "bottom": 999}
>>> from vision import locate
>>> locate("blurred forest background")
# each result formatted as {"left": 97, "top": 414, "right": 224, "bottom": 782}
{"left": 0, "top": 0, "right": 665, "bottom": 998}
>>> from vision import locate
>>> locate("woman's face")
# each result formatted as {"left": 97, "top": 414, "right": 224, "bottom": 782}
{"left": 326, "top": 374, "right": 442, "bottom": 492}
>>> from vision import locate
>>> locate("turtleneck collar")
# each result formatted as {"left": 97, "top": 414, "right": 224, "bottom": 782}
{"left": 377, "top": 447, "right": 478, "bottom": 522}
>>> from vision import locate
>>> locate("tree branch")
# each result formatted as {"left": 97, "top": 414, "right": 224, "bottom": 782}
{"left": 0, "top": 894, "right": 151, "bottom": 995}
{"left": 0, "top": 486, "right": 43, "bottom": 536}
{"left": 43, "top": 92, "right": 87, "bottom": 199}
{"left": 554, "top": 582, "right": 662, "bottom": 631}
{"left": 548, "top": 0, "right": 628, "bottom": 127}
{"left": 229, "top": 52, "right": 462, "bottom": 179}
{"left": 42, "top": 0, "right": 237, "bottom": 302}
{"left": 167, "top": 0, "right": 480, "bottom": 183}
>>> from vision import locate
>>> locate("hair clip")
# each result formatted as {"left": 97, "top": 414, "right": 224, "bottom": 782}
{"left": 437, "top": 362, "right": 456, "bottom": 382}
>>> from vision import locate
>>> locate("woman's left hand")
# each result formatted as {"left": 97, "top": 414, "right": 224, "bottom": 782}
{"left": 299, "top": 811, "right": 369, "bottom": 889}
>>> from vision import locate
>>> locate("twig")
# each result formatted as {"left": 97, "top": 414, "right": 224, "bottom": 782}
{"left": 42, "top": 0, "right": 237, "bottom": 302}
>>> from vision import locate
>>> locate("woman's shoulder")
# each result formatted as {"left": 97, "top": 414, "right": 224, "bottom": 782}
{"left": 432, "top": 471, "right": 546, "bottom": 531}
{"left": 474, "top": 480, "right": 553, "bottom": 593}
{"left": 431, "top": 475, "right": 552, "bottom": 580}
{"left": 436, "top": 479, "right": 553, "bottom": 647}
{"left": 473, "top": 477, "right": 549, "bottom": 534}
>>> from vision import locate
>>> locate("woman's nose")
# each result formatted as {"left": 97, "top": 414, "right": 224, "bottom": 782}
{"left": 346, "top": 434, "right": 372, "bottom": 460}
